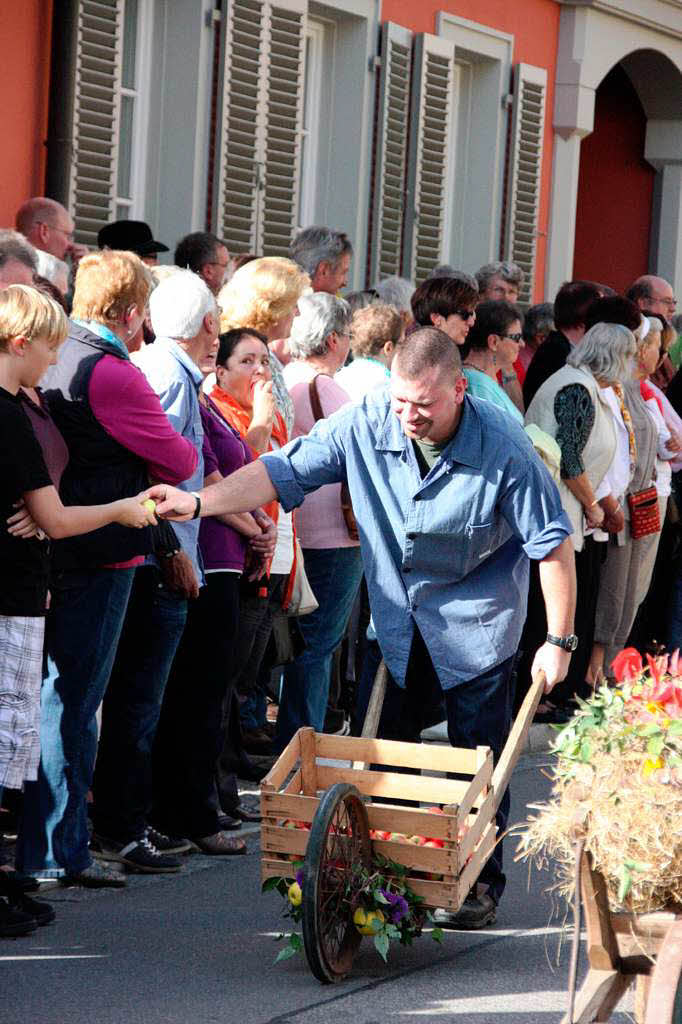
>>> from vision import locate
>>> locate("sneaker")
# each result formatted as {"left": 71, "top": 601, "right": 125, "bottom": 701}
{"left": 433, "top": 891, "right": 497, "bottom": 930}
{"left": 324, "top": 707, "right": 351, "bottom": 735}
{"left": 61, "top": 861, "right": 126, "bottom": 888}
{"left": 7, "top": 893, "right": 55, "bottom": 927}
{"left": 0, "top": 897, "right": 37, "bottom": 937}
{"left": 145, "top": 826, "right": 192, "bottom": 855}
{"left": 92, "top": 833, "right": 182, "bottom": 874}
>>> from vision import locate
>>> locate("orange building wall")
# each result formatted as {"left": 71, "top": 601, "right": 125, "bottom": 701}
{"left": 573, "top": 65, "right": 654, "bottom": 293}
{"left": 0, "top": 1, "right": 53, "bottom": 228}
{"left": 380, "top": 0, "right": 561, "bottom": 301}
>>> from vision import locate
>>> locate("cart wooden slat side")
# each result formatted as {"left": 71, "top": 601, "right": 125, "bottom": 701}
{"left": 260, "top": 727, "right": 495, "bottom": 912}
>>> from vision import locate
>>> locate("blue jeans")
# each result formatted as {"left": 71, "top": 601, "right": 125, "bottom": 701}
{"left": 377, "top": 627, "right": 516, "bottom": 904}
{"left": 277, "top": 547, "right": 363, "bottom": 750}
{"left": 91, "top": 566, "right": 188, "bottom": 842}
{"left": 17, "top": 568, "right": 136, "bottom": 876}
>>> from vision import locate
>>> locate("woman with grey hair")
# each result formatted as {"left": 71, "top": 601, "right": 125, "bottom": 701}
{"left": 589, "top": 316, "right": 675, "bottom": 681}
{"left": 475, "top": 260, "right": 524, "bottom": 303}
{"left": 278, "top": 293, "right": 363, "bottom": 746}
{"left": 521, "top": 322, "right": 635, "bottom": 719}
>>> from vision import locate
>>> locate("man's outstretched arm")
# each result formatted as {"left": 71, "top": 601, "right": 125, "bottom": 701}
{"left": 533, "top": 537, "right": 577, "bottom": 691}
{"left": 148, "top": 460, "right": 277, "bottom": 521}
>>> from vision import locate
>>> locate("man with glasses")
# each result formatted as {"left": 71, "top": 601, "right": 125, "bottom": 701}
{"left": 15, "top": 197, "right": 86, "bottom": 264}
{"left": 627, "top": 275, "right": 677, "bottom": 389}
{"left": 174, "top": 232, "right": 230, "bottom": 296}
{"left": 410, "top": 274, "right": 478, "bottom": 345}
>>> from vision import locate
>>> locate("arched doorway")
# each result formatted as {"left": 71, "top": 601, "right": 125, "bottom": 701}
{"left": 572, "top": 63, "right": 656, "bottom": 292}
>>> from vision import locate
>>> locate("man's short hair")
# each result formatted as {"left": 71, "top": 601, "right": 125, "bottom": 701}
{"left": 475, "top": 260, "right": 524, "bottom": 294}
{"left": 174, "top": 232, "right": 224, "bottom": 274}
{"left": 584, "top": 295, "right": 641, "bottom": 333}
{"left": 0, "top": 230, "right": 38, "bottom": 273}
{"left": 523, "top": 302, "right": 554, "bottom": 342}
{"left": 15, "top": 197, "right": 68, "bottom": 236}
{"left": 393, "top": 326, "right": 462, "bottom": 380}
{"left": 289, "top": 226, "right": 353, "bottom": 276}
{"left": 553, "top": 280, "right": 601, "bottom": 331}
{"left": 626, "top": 277, "right": 654, "bottom": 305}
{"left": 149, "top": 269, "right": 216, "bottom": 339}
{"left": 411, "top": 276, "right": 478, "bottom": 327}
{"left": 0, "top": 284, "right": 68, "bottom": 350}
{"left": 374, "top": 276, "right": 415, "bottom": 312}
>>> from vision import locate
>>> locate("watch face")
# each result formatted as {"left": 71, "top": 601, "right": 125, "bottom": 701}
{"left": 566, "top": 635, "right": 579, "bottom": 652}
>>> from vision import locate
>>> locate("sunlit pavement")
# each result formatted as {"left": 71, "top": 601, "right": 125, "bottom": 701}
{"left": 1, "top": 757, "right": 633, "bottom": 1024}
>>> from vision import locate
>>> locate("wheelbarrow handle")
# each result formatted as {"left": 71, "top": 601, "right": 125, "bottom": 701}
{"left": 360, "top": 660, "right": 388, "bottom": 739}
{"left": 491, "top": 670, "right": 547, "bottom": 816}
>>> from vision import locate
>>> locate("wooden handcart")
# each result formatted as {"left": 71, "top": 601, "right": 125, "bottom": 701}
{"left": 563, "top": 851, "right": 682, "bottom": 1023}
{"left": 260, "top": 666, "right": 545, "bottom": 983}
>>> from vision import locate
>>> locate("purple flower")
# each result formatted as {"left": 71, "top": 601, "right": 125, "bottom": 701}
{"left": 380, "top": 888, "right": 409, "bottom": 924}
{"left": 295, "top": 869, "right": 304, "bottom": 887}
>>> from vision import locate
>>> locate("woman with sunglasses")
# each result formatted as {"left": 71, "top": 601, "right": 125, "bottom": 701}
{"left": 459, "top": 301, "right": 525, "bottom": 423}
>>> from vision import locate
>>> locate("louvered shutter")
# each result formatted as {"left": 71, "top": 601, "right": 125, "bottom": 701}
{"left": 217, "top": 0, "right": 267, "bottom": 254}
{"left": 70, "top": 0, "right": 123, "bottom": 247}
{"left": 217, "top": 0, "right": 305, "bottom": 256}
{"left": 261, "top": 0, "right": 306, "bottom": 255}
{"left": 403, "top": 34, "right": 454, "bottom": 283}
{"left": 370, "top": 23, "right": 413, "bottom": 283}
{"left": 505, "top": 63, "right": 547, "bottom": 305}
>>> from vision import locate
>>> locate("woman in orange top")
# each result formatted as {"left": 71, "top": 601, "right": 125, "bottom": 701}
{"left": 210, "top": 328, "right": 294, "bottom": 763}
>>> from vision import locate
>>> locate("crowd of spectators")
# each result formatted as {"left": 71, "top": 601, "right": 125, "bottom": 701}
{"left": 0, "top": 195, "right": 681, "bottom": 937}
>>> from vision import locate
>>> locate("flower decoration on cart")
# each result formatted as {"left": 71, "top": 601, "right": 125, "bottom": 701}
{"left": 517, "top": 647, "right": 682, "bottom": 913}
{"left": 264, "top": 819, "right": 446, "bottom": 964}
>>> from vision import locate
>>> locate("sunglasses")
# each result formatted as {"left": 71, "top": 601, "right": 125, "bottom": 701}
{"left": 453, "top": 308, "right": 476, "bottom": 321}
{"left": 502, "top": 332, "right": 523, "bottom": 342}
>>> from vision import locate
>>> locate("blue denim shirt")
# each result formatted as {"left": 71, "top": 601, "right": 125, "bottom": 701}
{"left": 261, "top": 391, "right": 572, "bottom": 689}
{"left": 135, "top": 337, "right": 205, "bottom": 584}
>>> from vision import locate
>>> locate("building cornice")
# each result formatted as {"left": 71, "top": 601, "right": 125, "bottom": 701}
{"left": 557, "top": 0, "right": 682, "bottom": 41}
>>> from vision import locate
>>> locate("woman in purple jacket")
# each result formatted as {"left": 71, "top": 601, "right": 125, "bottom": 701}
{"left": 151, "top": 345, "right": 276, "bottom": 853}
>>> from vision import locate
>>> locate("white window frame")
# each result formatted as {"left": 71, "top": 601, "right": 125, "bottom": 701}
{"left": 298, "top": 17, "right": 327, "bottom": 228}
{"left": 115, "top": 0, "right": 153, "bottom": 221}
{"left": 437, "top": 12, "right": 513, "bottom": 274}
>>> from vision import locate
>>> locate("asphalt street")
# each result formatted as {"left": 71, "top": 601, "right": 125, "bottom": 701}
{"left": 1, "top": 753, "right": 633, "bottom": 1024}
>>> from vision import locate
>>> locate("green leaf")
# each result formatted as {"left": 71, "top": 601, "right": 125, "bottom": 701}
{"left": 640, "top": 724, "right": 663, "bottom": 737}
{"left": 647, "top": 736, "right": 665, "bottom": 757}
{"left": 275, "top": 945, "right": 299, "bottom": 964}
{"left": 579, "top": 739, "right": 592, "bottom": 763}
{"left": 373, "top": 930, "right": 390, "bottom": 962}
{"left": 262, "top": 876, "right": 286, "bottom": 893}
{"left": 667, "top": 720, "right": 682, "bottom": 735}
{"left": 618, "top": 864, "right": 632, "bottom": 904}
{"left": 624, "top": 860, "right": 649, "bottom": 873}
{"left": 373, "top": 888, "right": 390, "bottom": 904}
{"left": 289, "top": 932, "right": 303, "bottom": 951}
{"left": 431, "top": 927, "right": 444, "bottom": 944}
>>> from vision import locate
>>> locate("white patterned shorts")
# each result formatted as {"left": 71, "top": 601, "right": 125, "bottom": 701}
{"left": 0, "top": 615, "right": 45, "bottom": 791}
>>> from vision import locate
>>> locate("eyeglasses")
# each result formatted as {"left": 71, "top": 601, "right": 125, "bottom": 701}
{"left": 502, "top": 332, "right": 523, "bottom": 342}
{"left": 207, "top": 261, "right": 229, "bottom": 270}
{"left": 652, "top": 296, "right": 677, "bottom": 307}
{"left": 453, "top": 309, "right": 476, "bottom": 321}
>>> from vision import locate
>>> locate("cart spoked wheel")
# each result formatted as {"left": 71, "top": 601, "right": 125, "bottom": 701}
{"left": 302, "top": 782, "right": 371, "bottom": 984}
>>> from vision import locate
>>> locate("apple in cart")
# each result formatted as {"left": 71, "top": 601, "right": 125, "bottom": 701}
{"left": 389, "top": 833, "right": 409, "bottom": 843}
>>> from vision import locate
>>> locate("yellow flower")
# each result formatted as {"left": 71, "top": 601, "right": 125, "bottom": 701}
{"left": 642, "top": 756, "right": 664, "bottom": 779}
{"left": 646, "top": 702, "right": 665, "bottom": 715}
{"left": 287, "top": 881, "right": 302, "bottom": 906}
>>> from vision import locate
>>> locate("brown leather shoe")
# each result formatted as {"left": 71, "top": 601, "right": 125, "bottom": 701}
{"left": 192, "top": 832, "right": 247, "bottom": 856}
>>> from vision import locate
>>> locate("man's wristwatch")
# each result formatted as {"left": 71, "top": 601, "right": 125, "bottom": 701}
{"left": 546, "top": 632, "right": 579, "bottom": 653}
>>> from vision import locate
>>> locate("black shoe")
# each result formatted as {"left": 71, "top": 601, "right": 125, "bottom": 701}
{"left": 145, "top": 826, "right": 193, "bottom": 855}
{"left": 0, "top": 868, "right": 39, "bottom": 894}
{"left": 241, "top": 728, "right": 274, "bottom": 755}
{"left": 62, "top": 861, "right": 126, "bottom": 888}
{"left": 216, "top": 815, "right": 243, "bottom": 832}
{"left": 433, "top": 892, "right": 497, "bottom": 930}
{"left": 0, "top": 897, "right": 37, "bottom": 937}
{"left": 7, "top": 893, "right": 55, "bottom": 927}
{"left": 91, "top": 833, "right": 182, "bottom": 874}
{"left": 231, "top": 804, "right": 261, "bottom": 824}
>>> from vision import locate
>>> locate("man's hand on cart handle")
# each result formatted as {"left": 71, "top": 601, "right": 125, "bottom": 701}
{"left": 531, "top": 642, "right": 571, "bottom": 693}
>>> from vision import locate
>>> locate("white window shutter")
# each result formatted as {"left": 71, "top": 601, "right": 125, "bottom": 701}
{"left": 370, "top": 23, "right": 413, "bottom": 283}
{"left": 217, "top": 0, "right": 306, "bottom": 257}
{"left": 217, "top": 0, "right": 268, "bottom": 254}
{"left": 403, "top": 33, "right": 454, "bottom": 283}
{"left": 70, "top": 0, "right": 123, "bottom": 247}
{"left": 505, "top": 63, "right": 547, "bottom": 305}
{"left": 261, "top": 0, "right": 306, "bottom": 256}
